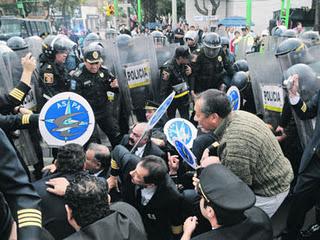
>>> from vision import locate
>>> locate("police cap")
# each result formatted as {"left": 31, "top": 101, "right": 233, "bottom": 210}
{"left": 145, "top": 100, "right": 160, "bottom": 110}
{"left": 198, "top": 164, "right": 255, "bottom": 211}
{"left": 84, "top": 50, "right": 102, "bottom": 64}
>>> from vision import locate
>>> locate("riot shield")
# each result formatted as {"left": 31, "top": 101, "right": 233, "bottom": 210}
{"left": 263, "top": 36, "right": 287, "bottom": 53}
{"left": 0, "top": 45, "right": 39, "bottom": 166}
{"left": 247, "top": 52, "right": 284, "bottom": 128}
{"left": 154, "top": 43, "right": 179, "bottom": 101}
{"left": 24, "top": 36, "right": 43, "bottom": 59}
{"left": 112, "top": 36, "right": 159, "bottom": 121}
{"left": 235, "top": 38, "right": 247, "bottom": 60}
{"left": 0, "top": 45, "right": 13, "bottom": 94}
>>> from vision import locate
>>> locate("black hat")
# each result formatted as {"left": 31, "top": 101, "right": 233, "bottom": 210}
{"left": 84, "top": 50, "right": 102, "bottom": 63}
{"left": 145, "top": 100, "right": 160, "bottom": 110}
{"left": 198, "top": 164, "right": 255, "bottom": 211}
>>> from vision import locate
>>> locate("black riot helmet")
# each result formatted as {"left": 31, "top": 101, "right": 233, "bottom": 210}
{"left": 116, "top": 34, "right": 132, "bottom": 48}
{"left": 220, "top": 37, "right": 230, "bottom": 48}
{"left": 83, "top": 32, "right": 101, "bottom": 48}
{"left": 7, "top": 36, "right": 28, "bottom": 51}
{"left": 151, "top": 31, "right": 167, "bottom": 47}
{"left": 275, "top": 38, "right": 305, "bottom": 56}
{"left": 275, "top": 38, "right": 309, "bottom": 72}
{"left": 42, "top": 34, "right": 76, "bottom": 60}
{"left": 203, "top": 32, "right": 221, "bottom": 58}
{"left": 233, "top": 59, "right": 249, "bottom": 72}
{"left": 231, "top": 71, "right": 249, "bottom": 92}
{"left": 281, "top": 29, "right": 297, "bottom": 38}
{"left": 174, "top": 46, "right": 191, "bottom": 59}
{"left": 300, "top": 31, "right": 320, "bottom": 47}
{"left": 284, "top": 64, "right": 320, "bottom": 102}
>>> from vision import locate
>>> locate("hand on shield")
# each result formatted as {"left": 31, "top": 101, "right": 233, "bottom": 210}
{"left": 287, "top": 74, "right": 299, "bottom": 97}
{"left": 110, "top": 78, "right": 119, "bottom": 88}
{"left": 21, "top": 53, "right": 36, "bottom": 73}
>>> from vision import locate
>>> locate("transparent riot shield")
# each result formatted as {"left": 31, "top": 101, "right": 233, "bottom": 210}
{"left": 24, "top": 36, "right": 43, "bottom": 59}
{"left": 263, "top": 36, "right": 288, "bottom": 53}
{"left": 284, "top": 63, "right": 320, "bottom": 148}
{"left": 113, "top": 36, "right": 159, "bottom": 121}
{"left": 235, "top": 38, "right": 248, "bottom": 60}
{"left": 0, "top": 44, "right": 39, "bottom": 166}
{"left": 154, "top": 43, "right": 179, "bottom": 101}
{"left": 247, "top": 52, "right": 284, "bottom": 128}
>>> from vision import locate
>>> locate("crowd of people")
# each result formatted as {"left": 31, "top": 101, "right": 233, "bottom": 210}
{"left": 0, "top": 18, "right": 319, "bottom": 240}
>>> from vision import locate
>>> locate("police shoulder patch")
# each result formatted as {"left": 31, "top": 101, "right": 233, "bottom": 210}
{"left": 73, "top": 68, "right": 83, "bottom": 78}
{"left": 43, "top": 73, "right": 54, "bottom": 84}
{"left": 301, "top": 102, "right": 307, "bottom": 113}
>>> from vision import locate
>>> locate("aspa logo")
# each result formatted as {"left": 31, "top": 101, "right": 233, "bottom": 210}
{"left": 39, "top": 92, "right": 95, "bottom": 146}
{"left": 164, "top": 118, "right": 197, "bottom": 149}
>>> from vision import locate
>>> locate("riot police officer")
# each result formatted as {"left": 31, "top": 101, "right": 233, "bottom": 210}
{"left": 38, "top": 34, "right": 75, "bottom": 108}
{"left": 160, "top": 46, "right": 192, "bottom": 119}
{"left": 191, "top": 32, "right": 234, "bottom": 96}
{"left": 70, "top": 45, "right": 122, "bottom": 147}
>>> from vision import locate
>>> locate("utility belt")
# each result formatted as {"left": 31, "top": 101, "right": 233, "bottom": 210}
{"left": 172, "top": 82, "right": 189, "bottom": 99}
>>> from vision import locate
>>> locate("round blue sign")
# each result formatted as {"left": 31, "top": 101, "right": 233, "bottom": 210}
{"left": 39, "top": 92, "right": 95, "bottom": 146}
{"left": 227, "top": 86, "right": 241, "bottom": 111}
{"left": 174, "top": 140, "right": 197, "bottom": 169}
{"left": 44, "top": 98, "right": 89, "bottom": 141}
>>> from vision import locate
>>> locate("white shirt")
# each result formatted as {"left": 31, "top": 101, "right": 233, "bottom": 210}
{"left": 141, "top": 186, "right": 157, "bottom": 206}
{"left": 135, "top": 144, "right": 146, "bottom": 158}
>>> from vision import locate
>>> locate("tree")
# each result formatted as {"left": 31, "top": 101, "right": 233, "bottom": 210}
{"left": 313, "top": 0, "right": 320, "bottom": 31}
{"left": 194, "top": 0, "right": 221, "bottom": 16}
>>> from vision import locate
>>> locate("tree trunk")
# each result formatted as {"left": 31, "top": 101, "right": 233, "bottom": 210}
{"left": 62, "top": 0, "right": 67, "bottom": 27}
{"left": 314, "top": 0, "right": 320, "bottom": 31}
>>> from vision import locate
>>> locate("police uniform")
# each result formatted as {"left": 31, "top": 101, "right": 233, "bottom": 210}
{"left": 194, "top": 164, "right": 273, "bottom": 240}
{"left": 160, "top": 59, "right": 190, "bottom": 120}
{"left": 0, "top": 129, "right": 43, "bottom": 239}
{"left": 284, "top": 92, "right": 320, "bottom": 239}
{"left": 71, "top": 50, "right": 122, "bottom": 147}
{"left": 191, "top": 48, "right": 234, "bottom": 93}
{"left": 38, "top": 54, "right": 69, "bottom": 107}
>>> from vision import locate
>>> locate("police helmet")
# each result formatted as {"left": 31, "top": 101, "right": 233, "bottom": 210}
{"left": 203, "top": 32, "right": 221, "bottom": 58}
{"left": 233, "top": 59, "right": 249, "bottom": 72}
{"left": 184, "top": 30, "right": 199, "bottom": 45}
{"left": 284, "top": 64, "right": 319, "bottom": 101}
{"left": 83, "top": 32, "right": 101, "bottom": 48}
{"left": 7, "top": 36, "right": 28, "bottom": 51}
{"left": 105, "top": 28, "right": 118, "bottom": 40}
{"left": 220, "top": 37, "right": 230, "bottom": 47}
{"left": 116, "top": 34, "right": 132, "bottom": 48}
{"left": 42, "top": 34, "right": 76, "bottom": 59}
{"left": 271, "top": 25, "right": 287, "bottom": 37}
{"left": 300, "top": 31, "right": 320, "bottom": 47}
{"left": 280, "top": 29, "right": 297, "bottom": 38}
{"left": 151, "top": 31, "right": 167, "bottom": 47}
{"left": 231, "top": 71, "right": 249, "bottom": 91}
{"left": 275, "top": 38, "right": 305, "bottom": 56}
{"left": 174, "top": 46, "right": 191, "bottom": 59}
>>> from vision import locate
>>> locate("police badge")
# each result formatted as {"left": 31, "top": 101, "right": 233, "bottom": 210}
{"left": 43, "top": 73, "right": 54, "bottom": 84}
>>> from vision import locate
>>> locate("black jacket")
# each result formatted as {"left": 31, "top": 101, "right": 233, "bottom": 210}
{"left": 33, "top": 172, "right": 78, "bottom": 239}
{"left": 291, "top": 92, "right": 320, "bottom": 174}
{"left": 191, "top": 207, "right": 273, "bottom": 240}
{"left": 111, "top": 145, "right": 183, "bottom": 240}
{"left": 64, "top": 202, "right": 147, "bottom": 240}
{"left": 0, "top": 129, "right": 42, "bottom": 240}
